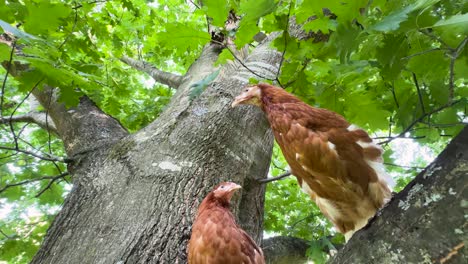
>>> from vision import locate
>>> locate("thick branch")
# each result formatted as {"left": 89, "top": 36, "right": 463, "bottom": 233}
{"left": 331, "top": 126, "right": 468, "bottom": 263}
{"left": 0, "top": 112, "right": 57, "bottom": 133}
{"left": 1, "top": 34, "right": 129, "bottom": 159}
{"left": 120, "top": 56, "right": 183, "bottom": 89}
{"left": 262, "top": 236, "right": 309, "bottom": 264}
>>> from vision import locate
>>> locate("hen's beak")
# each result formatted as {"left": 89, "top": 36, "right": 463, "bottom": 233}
{"left": 231, "top": 95, "right": 247, "bottom": 108}
{"left": 227, "top": 183, "right": 242, "bottom": 192}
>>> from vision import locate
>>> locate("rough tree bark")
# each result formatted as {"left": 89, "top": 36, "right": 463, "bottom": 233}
{"left": 26, "top": 34, "right": 282, "bottom": 263}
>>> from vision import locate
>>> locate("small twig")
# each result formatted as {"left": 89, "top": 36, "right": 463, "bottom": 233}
{"left": 419, "top": 121, "right": 467, "bottom": 128}
{"left": 35, "top": 172, "right": 69, "bottom": 197}
{"left": 276, "top": 2, "right": 292, "bottom": 87}
{"left": 289, "top": 214, "right": 317, "bottom": 230}
{"left": 0, "top": 146, "right": 69, "bottom": 163}
{"left": 258, "top": 171, "right": 292, "bottom": 184}
{"left": 439, "top": 242, "right": 464, "bottom": 264}
{"left": 45, "top": 85, "right": 54, "bottom": 157}
{"left": 419, "top": 29, "right": 451, "bottom": 49}
{"left": 448, "top": 36, "right": 468, "bottom": 101}
{"left": 412, "top": 72, "right": 426, "bottom": 115}
{"left": 373, "top": 135, "right": 425, "bottom": 140}
{"left": 0, "top": 172, "right": 69, "bottom": 193}
{"left": 401, "top": 48, "right": 441, "bottom": 60}
{"left": 211, "top": 39, "right": 277, "bottom": 81}
{"left": 188, "top": 0, "right": 201, "bottom": 9}
{"left": 72, "top": 0, "right": 107, "bottom": 9}
{"left": 383, "top": 162, "right": 425, "bottom": 170}
{"left": 378, "top": 100, "right": 461, "bottom": 145}
{"left": 0, "top": 229, "right": 15, "bottom": 239}
{"left": 7, "top": 79, "right": 43, "bottom": 150}
{"left": 57, "top": 5, "right": 78, "bottom": 50}
{"left": 283, "top": 59, "right": 311, "bottom": 88}
{"left": 390, "top": 81, "right": 399, "bottom": 109}
{"left": 1, "top": 41, "right": 16, "bottom": 123}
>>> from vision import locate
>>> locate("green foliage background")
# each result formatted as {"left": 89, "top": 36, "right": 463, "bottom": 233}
{"left": 0, "top": 0, "right": 466, "bottom": 262}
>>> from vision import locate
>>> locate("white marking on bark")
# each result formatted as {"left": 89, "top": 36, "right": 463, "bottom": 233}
{"left": 295, "top": 153, "right": 300, "bottom": 160}
{"left": 158, "top": 161, "right": 182, "bottom": 172}
{"left": 327, "top": 141, "right": 336, "bottom": 150}
{"left": 423, "top": 193, "right": 442, "bottom": 206}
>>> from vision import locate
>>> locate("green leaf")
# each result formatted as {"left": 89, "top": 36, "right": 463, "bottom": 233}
{"left": 234, "top": 21, "right": 259, "bottom": 47}
{"left": 371, "top": 5, "right": 414, "bottom": 32}
{"left": 239, "top": 0, "right": 276, "bottom": 23}
{"left": 0, "top": 43, "right": 11, "bottom": 61}
{"left": 203, "top": 0, "right": 230, "bottom": 27}
{"left": 158, "top": 23, "right": 210, "bottom": 55}
{"left": 303, "top": 17, "right": 337, "bottom": 34}
{"left": 295, "top": 0, "right": 324, "bottom": 23}
{"left": 215, "top": 49, "right": 234, "bottom": 65}
{"left": 371, "top": 0, "right": 441, "bottom": 32}
{"left": 235, "top": 0, "right": 276, "bottom": 46}
{"left": 375, "top": 34, "right": 409, "bottom": 80}
{"left": 433, "top": 13, "right": 468, "bottom": 27}
{"left": 24, "top": 1, "right": 71, "bottom": 34}
{"left": 58, "top": 87, "right": 83, "bottom": 108}
{"left": 306, "top": 240, "right": 328, "bottom": 264}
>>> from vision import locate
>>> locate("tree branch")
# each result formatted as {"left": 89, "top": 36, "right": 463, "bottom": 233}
{"left": 0, "top": 112, "right": 57, "bottom": 133}
{"left": 0, "top": 146, "right": 70, "bottom": 163}
{"left": 262, "top": 236, "right": 310, "bottom": 264}
{"left": 378, "top": 100, "right": 461, "bottom": 145}
{"left": 448, "top": 36, "right": 468, "bottom": 101}
{"left": 258, "top": 171, "right": 292, "bottom": 184}
{"left": 120, "top": 56, "right": 183, "bottom": 89}
{"left": 35, "top": 172, "right": 69, "bottom": 197}
{"left": 0, "top": 172, "right": 69, "bottom": 194}
{"left": 383, "top": 162, "right": 425, "bottom": 170}
{"left": 412, "top": 72, "right": 426, "bottom": 115}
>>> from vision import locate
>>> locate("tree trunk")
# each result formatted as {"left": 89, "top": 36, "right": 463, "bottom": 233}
{"left": 330, "top": 126, "right": 468, "bottom": 264}
{"left": 30, "top": 35, "right": 282, "bottom": 263}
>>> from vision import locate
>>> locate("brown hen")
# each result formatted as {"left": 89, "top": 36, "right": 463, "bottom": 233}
{"left": 232, "top": 83, "right": 394, "bottom": 241}
{"left": 188, "top": 182, "right": 265, "bottom": 264}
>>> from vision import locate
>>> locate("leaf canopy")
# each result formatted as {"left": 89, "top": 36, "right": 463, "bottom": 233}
{"left": 0, "top": 0, "right": 466, "bottom": 263}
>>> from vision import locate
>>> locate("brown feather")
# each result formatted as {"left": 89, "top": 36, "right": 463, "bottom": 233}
{"left": 233, "top": 83, "right": 394, "bottom": 241}
{"left": 188, "top": 182, "right": 265, "bottom": 264}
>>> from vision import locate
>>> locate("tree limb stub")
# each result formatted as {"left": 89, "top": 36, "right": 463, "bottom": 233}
{"left": 120, "top": 56, "right": 183, "bottom": 89}
{"left": 0, "top": 112, "right": 58, "bottom": 134}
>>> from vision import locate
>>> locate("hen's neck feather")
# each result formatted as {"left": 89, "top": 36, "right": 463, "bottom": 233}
{"left": 258, "top": 84, "right": 302, "bottom": 107}
{"left": 197, "top": 192, "right": 231, "bottom": 215}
